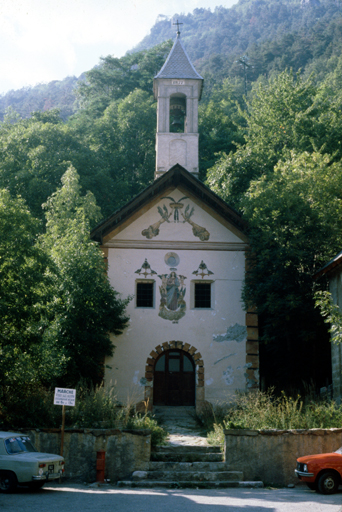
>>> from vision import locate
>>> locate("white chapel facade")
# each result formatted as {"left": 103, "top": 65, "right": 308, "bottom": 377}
{"left": 91, "top": 30, "right": 259, "bottom": 412}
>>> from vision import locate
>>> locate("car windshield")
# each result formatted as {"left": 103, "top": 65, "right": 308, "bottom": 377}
{"left": 5, "top": 436, "right": 37, "bottom": 454}
{"left": 335, "top": 447, "right": 342, "bottom": 455}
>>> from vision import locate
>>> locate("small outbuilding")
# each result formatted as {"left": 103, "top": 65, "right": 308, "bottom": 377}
{"left": 314, "top": 250, "right": 342, "bottom": 404}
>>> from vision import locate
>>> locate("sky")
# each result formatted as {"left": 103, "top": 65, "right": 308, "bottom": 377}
{"left": 0, "top": 0, "right": 239, "bottom": 96}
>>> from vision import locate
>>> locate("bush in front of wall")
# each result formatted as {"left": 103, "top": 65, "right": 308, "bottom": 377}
{"left": 201, "top": 389, "right": 342, "bottom": 445}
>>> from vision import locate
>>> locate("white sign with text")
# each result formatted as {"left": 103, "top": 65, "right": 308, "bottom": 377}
{"left": 54, "top": 387, "right": 76, "bottom": 406}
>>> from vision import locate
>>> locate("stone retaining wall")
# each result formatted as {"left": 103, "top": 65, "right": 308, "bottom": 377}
{"left": 224, "top": 428, "right": 342, "bottom": 487}
{"left": 20, "top": 429, "right": 151, "bottom": 483}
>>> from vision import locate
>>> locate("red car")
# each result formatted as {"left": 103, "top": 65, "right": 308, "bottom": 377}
{"left": 295, "top": 447, "right": 342, "bottom": 494}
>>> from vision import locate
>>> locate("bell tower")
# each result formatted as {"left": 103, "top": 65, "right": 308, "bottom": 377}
{"left": 153, "top": 22, "right": 203, "bottom": 179}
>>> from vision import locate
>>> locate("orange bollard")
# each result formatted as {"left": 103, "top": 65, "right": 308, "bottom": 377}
{"left": 96, "top": 450, "right": 106, "bottom": 483}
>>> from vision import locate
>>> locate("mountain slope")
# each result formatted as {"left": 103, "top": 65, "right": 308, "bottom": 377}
{"left": 1, "top": 0, "right": 342, "bottom": 120}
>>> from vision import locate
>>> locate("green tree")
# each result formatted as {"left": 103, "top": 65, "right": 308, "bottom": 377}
{"left": 315, "top": 291, "right": 342, "bottom": 346}
{"left": 241, "top": 151, "right": 342, "bottom": 389}
{"left": 206, "top": 71, "right": 342, "bottom": 208}
{"left": 41, "top": 166, "right": 130, "bottom": 386}
{"left": 86, "top": 88, "right": 156, "bottom": 207}
{"left": 0, "top": 190, "right": 66, "bottom": 399}
{"left": 0, "top": 109, "right": 115, "bottom": 221}
{"left": 198, "top": 78, "right": 245, "bottom": 179}
{"left": 75, "top": 41, "right": 172, "bottom": 119}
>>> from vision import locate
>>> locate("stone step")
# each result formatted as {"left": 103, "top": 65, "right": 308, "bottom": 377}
{"left": 153, "top": 445, "right": 222, "bottom": 453}
{"left": 117, "top": 480, "right": 264, "bottom": 489}
{"left": 149, "top": 461, "right": 231, "bottom": 471}
{"left": 133, "top": 470, "right": 244, "bottom": 482}
{"left": 151, "top": 446, "right": 224, "bottom": 463}
{"left": 151, "top": 445, "right": 223, "bottom": 463}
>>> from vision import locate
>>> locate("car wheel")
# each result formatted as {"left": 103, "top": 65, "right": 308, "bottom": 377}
{"left": 29, "top": 481, "right": 45, "bottom": 490}
{"left": 306, "top": 482, "right": 317, "bottom": 491}
{"left": 317, "top": 471, "right": 340, "bottom": 495}
{"left": 0, "top": 471, "right": 17, "bottom": 493}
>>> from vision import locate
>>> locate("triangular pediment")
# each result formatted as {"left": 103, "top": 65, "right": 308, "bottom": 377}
{"left": 91, "top": 166, "right": 248, "bottom": 250}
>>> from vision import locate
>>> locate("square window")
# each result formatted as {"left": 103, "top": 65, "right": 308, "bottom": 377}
{"left": 136, "top": 282, "right": 154, "bottom": 308}
{"left": 194, "top": 282, "right": 211, "bottom": 308}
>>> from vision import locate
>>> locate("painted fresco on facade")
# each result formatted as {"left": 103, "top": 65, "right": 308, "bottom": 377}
{"left": 158, "top": 270, "right": 187, "bottom": 321}
{"left": 192, "top": 260, "right": 214, "bottom": 278}
{"left": 134, "top": 258, "right": 157, "bottom": 278}
{"left": 141, "top": 196, "right": 210, "bottom": 241}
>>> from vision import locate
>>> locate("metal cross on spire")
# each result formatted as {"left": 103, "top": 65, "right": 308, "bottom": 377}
{"left": 173, "top": 19, "right": 183, "bottom": 37}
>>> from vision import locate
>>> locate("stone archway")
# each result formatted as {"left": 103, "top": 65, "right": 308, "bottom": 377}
{"left": 144, "top": 341, "right": 204, "bottom": 412}
{"left": 154, "top": 349, "right": 195, "bottom": 406}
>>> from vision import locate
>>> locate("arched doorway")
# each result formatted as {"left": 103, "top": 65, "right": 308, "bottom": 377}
{"left": 153, "top": 349, "right": 195, "bottom": 406}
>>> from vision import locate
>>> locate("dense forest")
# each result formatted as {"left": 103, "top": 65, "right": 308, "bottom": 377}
{"left": 2, "top": 0, "right": 342, "bottom": 423}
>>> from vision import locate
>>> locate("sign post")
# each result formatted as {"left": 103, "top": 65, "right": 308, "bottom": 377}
{"left": 54, "top": 388, "right": 76, "bottom": 456}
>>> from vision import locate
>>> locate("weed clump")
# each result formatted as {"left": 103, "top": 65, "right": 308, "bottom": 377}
{"left": 198, "top": 389, "right": 342, "bottom": 445}
{"left": 1, "top": 382, "right": 168, "bottom": 446}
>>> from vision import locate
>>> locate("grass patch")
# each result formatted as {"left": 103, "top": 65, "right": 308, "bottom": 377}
{"left": 198, "top": 389, "right": 342, "bottom": 445}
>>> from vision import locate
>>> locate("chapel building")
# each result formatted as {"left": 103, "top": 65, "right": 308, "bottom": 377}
{"left": 91, "top": 28, "right": 259, "bottom": 412}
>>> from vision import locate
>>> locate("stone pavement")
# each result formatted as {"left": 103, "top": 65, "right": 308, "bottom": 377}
{"left": 153, "top": 406, "right": 209, "bottom": 446}
{"left": 6, "top": 483, "right": 342, "bottom": 512}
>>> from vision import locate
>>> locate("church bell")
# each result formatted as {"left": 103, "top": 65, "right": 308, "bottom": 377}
{"left": 170, "top": 96, "right": 186, "bottom": 132}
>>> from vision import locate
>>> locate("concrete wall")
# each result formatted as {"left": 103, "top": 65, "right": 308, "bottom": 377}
{"left": 329, "top": 271, "right": 342, "bottom": 404}
{"left": 21, "top": 429, "right": 151, "bottom": 483}
{"left": 224, "top": 428, "right": 342, "bottom": 487}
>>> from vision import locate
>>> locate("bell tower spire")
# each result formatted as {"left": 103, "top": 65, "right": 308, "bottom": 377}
{"left": 153, "top": 23, "right": 203, "bottom": 179}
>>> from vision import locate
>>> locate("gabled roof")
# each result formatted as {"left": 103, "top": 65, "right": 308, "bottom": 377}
{"left": 314, "top": 250, "right": 342, "bottom": 280}
{"left": 90, "top": 165, "right": 247, "bottom": 245}
{"left": 154, "top": 35, "right": 203, "bottom": 81}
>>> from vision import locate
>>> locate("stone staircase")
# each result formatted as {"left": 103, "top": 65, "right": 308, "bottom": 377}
{"left": 117, "top": 406, "right": 263, "bottom": 489}
{"left": 118, "top": 445, "right": 258, "bottom": 489}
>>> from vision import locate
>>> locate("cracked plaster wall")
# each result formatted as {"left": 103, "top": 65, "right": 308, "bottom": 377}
{"left": 204, "top": 323, "right": 248, "bottom": 398}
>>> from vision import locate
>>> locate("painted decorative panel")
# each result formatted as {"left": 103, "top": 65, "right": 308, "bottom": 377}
{"left": 158, "top": 270, "right": 186, "bottom": 321}
{"left": 142, "top": 196, "right": 210, "bottom": 241}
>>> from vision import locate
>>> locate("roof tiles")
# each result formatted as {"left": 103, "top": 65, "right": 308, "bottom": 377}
{"left": 154, "top": 36, "right": 203, "bottom": 80}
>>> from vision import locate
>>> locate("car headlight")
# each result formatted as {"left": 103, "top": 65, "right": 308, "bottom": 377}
{"left": 303, "top": 464, "right": 308, "bottom": 472}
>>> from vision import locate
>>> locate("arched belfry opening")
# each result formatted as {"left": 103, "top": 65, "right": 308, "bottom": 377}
{"left": 170, "top": 93, "right": 186, "bottom": 133}
{"left": 144, "top": 341, "right": 205, "bottom": 410}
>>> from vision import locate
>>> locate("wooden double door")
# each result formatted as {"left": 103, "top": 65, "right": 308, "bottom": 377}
{"left": 153, "top": 349, "right": 195, "bottom": 406}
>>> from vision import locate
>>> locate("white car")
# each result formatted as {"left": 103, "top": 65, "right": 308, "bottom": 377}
{"left": 0, "top": 432, "right": 65, "bottom": 492}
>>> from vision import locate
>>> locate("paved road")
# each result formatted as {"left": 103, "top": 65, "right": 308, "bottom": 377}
{"left": 0, "top": 483, "right": 341, "bottom": 512}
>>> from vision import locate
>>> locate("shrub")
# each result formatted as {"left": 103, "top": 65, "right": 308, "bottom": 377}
{"left": 203, "top": 390, "right": 342, "bottom": 445}
{"left": 69, "top": 383, "right": 120, "bottom": 428}
{"left": 0, "top": 386, "right": 60, "bottom": 429}
{"left": 1, "top": 381, "right": 167, "bottom": 446}
{"left": 126, "top": 413, "right": 168, "bottom": 446}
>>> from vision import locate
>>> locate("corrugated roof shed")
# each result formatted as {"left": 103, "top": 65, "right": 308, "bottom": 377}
{"left": 314, "top": 250, "right": 342, "bottom": 279}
